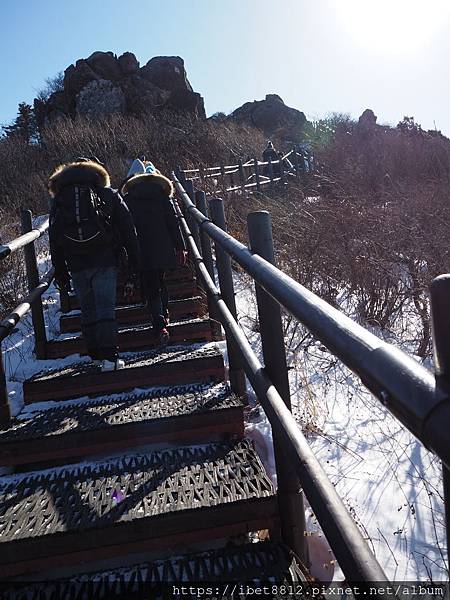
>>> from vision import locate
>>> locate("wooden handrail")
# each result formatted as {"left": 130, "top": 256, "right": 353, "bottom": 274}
{"left": 0, "top": 266, "right": 54, "bottom": 425}
{"left": 0, "top": 216, "right": 49, "bottom": 261}
{"left": 0, "top": 268, "right": 54, "bottom": 343}
{"left": 174, "top": 174, "right": 390, "bottom": 586}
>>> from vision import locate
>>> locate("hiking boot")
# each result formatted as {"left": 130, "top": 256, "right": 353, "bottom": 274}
{"left": 101, "top": 358, "right": 125, "bottom": 372}
{"left": 157, "top": 328, "right": 170, "bottom": 346}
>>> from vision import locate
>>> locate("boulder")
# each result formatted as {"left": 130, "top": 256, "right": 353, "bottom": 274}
{"left": 140, "top": 56, "right": 193, "bottom": 92}
{"left": 35, "top": 52, "right": 206, "bottom": 124}
{"left": 76, "top": 79, "right": 126, "bottom": 119}
{"left": 85, "top": 51, "right": 123, "bottom": 81}
{"left": 34, "top": 91, "right": 73, "bottom": 127}
{"left": 120, "top": 74, "right": 170, "bottom": 114}
{"left": 356, "top": 109, "right": 378, "bottom": 139}
{"left": 231, "top": 94, "right": 306, "bottom": 139}
{"left": 358, "top": 108, "right": 377, "bottom": 127}
{"left": 118, "top": 52, "right": 140, "bottom": 75}
{"left": 166, "top": 88, "right": 206, "bottom": 119}
{"left": 47, "top": 90, "right": 72, "bottom": 114}
{"left": 63, "top": 60, "right": 99, "bottom": 98}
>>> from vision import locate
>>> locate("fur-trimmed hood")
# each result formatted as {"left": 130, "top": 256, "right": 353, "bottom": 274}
{"left": 120, "top": 173, "right": 174, "bottom": 198}
{"left": 48, "top": 161, "right": 110, "bottom": 198}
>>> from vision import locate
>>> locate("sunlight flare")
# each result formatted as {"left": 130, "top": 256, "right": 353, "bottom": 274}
{"left": 338, "top": 0, "right": 450, "bottom": 54}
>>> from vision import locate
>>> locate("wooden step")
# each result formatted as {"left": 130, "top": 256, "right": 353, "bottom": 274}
{"left": 0, "top": 541, "right": 309, "bottom": 596}
{"left": 0, "top": 383, "right": 244, "bottom": 468}
{"left": 66, "top": 279, "right": 199, "bottom": 312}
{"left": 47, "top": 318, "right": 214, "bottom": 359}
{"left": 24, "top": 345, "right": 225, "bottom": 404}
{"left": 0, "top": 440, "right": 278, "bottom": 578}
{"left": 116, "top": 265, "right": 195, "bottom": 285}
{"left": 60, "top": 297, "right": 206, "bottom": 333}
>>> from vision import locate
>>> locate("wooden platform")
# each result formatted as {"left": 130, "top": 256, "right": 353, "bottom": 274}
{"left": 0, "top": 440, "right": 278, "bottom": 578}
{"left": 24, "top": 345, "right": 225, "bottom": 404}
{"left": 0, "top": 383, "right": 244, "bottom": 468}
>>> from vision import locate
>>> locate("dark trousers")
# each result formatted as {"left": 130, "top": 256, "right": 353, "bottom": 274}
{"left": 141, "top": 269, "right": 168, "bottom": 331}
{"left": 71, "top": 266, "right": 118, "bottom": 361}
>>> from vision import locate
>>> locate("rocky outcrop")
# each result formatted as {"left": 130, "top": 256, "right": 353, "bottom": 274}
{"left": 358, "top": 109, "right": 377, "bottom": 128}
{"left": 231, "top": 94, "right": 306, "bottom": 140}
{"left": 35, "top": 51, "right": 205, "bottom": 126}
{"left": 140, "top": 56, "right": 193, "bottom": 92}
{"left": 118, "top": 52, "right": 140, "bottom": 75}
{"left": 75, "top": 80, "right": 126, "bottom": 119}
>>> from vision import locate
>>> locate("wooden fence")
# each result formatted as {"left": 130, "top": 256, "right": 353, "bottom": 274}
{"left": 179, "top": 147, "right": 314, "bottom": 196}
{"left": 0, "top": 210, "right": 53, "bottom": 423}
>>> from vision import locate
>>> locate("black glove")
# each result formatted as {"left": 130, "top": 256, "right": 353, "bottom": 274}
{"left": 177, "top": 250, "right": 188, "bottom": 267}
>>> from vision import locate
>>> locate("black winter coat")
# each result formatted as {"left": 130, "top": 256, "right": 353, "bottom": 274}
{"left": 121, "top": 173, "right": 186, "bottom": 271}
{"left": 48, "top": 160, "right": 139, "bottom": 277}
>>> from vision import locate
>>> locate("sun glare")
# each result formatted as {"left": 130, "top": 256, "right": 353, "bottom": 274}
{"left": 338, "top": 0, "right": 450, "bottom": 55}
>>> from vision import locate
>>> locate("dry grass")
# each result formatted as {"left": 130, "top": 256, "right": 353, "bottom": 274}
{"left": 226, "top": 123, "right": 450, "bottom": 358}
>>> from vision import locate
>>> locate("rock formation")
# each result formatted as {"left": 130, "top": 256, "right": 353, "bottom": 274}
{"left": 358, "top": 108, "right": 377, "bottom": 128}
{"left": 34, "top": 51, "right": 205, "bottom": 126}
{"left": 230, "top": 94, "right": 306, "bottom": 140}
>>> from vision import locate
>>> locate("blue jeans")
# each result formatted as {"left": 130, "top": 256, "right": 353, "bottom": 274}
{"left": 71, "top": 266, "right": 118, "bottom": 361}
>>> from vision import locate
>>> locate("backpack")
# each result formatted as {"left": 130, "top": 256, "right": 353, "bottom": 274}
{"left": 54, "top": 184, "right": 114, "bottom": 255}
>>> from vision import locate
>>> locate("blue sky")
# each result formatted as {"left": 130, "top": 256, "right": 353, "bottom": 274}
{"left": 1, "top": 0, "right": 450, "bottom": 134}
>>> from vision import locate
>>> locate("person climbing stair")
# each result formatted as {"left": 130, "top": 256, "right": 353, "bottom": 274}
{"left": 48, "top": 158, "right": 139, "bottom": 371}
{"left": 121, "top": 160, "right": 187, "bottom": 346}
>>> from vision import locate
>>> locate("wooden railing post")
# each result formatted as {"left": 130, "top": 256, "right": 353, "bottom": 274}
{"left": 176, "top": 167, "right": 186, "bottom": 184}
{"left": 268, "top": 158, "right": 274, "bottom": 185}
{"left": 229, "top": 168, "right": 235, "bottom": 189}
{"left": 220, "top": 164, "right": 227, "bottom": 198}
{"left": 209, "top": 197, "right": 246, "bottom": 398}
{"left": 21, "top": 210, "right": 47, "bottom": 359}
{"left": 195, "top": 191, "right": 215, "bottom": 284}
{"left": 279, "top": 155, "right": 285, "bottom": 183}
{"left": 253, "top": 158, "right": 261, "bottom": 192}
{"left": 195, "top": 191, "right": 222, "bottom": 341}
{"left": 238, "top": 160, "right": 246, "bottom": 194}
{"left": 0, "top": 345, "right": 11, "bottom": 425}
{"left": 430, "top": 275, "right": 450, "bottom": 577}
{"left": 183, "top": 180, "right": 201, "bottom": 253}
{"left": 247, "top": 210, "right": 309, "bottom": 565}
{"left": 293, "top": 147, "right": 300, "bottom": 179}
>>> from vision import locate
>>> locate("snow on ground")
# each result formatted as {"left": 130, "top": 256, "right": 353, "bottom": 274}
{"left": 234, "top": 272, "right": 447, "bottom": 582}
{"left": 2, "top": 245, "right": 88, "bottom": 417}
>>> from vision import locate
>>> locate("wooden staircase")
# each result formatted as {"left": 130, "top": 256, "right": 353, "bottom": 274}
{"left": 0, "top": 259, "right": 309, "bottom": 590}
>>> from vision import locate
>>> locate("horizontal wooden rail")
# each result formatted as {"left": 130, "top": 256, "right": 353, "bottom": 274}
{"left": 0, "top": 267, "right": 54, "bottom": 342}
{"left": 0, "top": 216, "right": 49, "bottom": 261}
{"left": 0, "top": 266, "right": 54, "bottom": 424}
{"left": 179, "top": 149, "right": 302, "bottom": 194}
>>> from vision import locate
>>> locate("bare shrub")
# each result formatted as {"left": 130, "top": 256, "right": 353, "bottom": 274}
{"left": 226, "top": 121, "right": 450, "bottom": 358}
{"left": 0, "top": 111, "right": 264, "bottom": 315}
{"left": 35, "top": 72, "right": 64, "bottom": 103}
